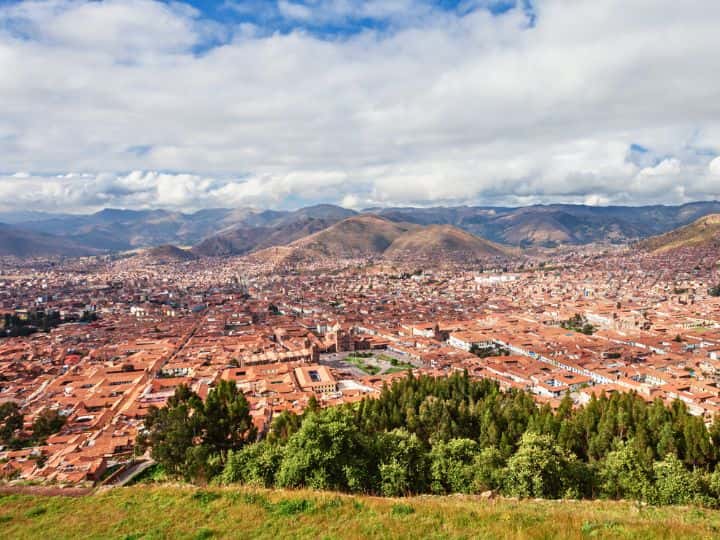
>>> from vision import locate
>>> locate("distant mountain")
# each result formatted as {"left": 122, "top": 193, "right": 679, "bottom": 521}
{"left": 373, "top": 202, "right": 720, "bottom": 246}
{"left": 384, "top": 224, "right": 512, "bottom": 262}
{"left": 192, "top": 217, "right": 339, "bottom": 257}
{"left": 20, "top": 204, "right": 357, "bottom": 252}
{"left": 637, "top": 214, "right": 720, "bottom": 253}
{"left": 7, "top": 201, "right": 720, "bottom": 256}
{"left": 0, "top": 210, "right": 72, "bottom": 224}
{"left": 0, "top": 223, "right": 98, "bottom": 257}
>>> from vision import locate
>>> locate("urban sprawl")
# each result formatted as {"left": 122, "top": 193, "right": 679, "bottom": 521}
{"left": 2, "top": 244, "right": 720, "bottom": 485}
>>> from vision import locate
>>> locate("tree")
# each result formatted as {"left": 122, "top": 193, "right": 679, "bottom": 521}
{"left": 0, "top": 402, "right": 22, "bottom": 446}
{"left": 137, "top": 382, "right": 256, "bottom": 481}
{"left": 429, "top": 438, "right": 480, "bottom": 494}
{"left": 137, "top": 385, "right": 204, "bottom": 479}
{"left": 222, "top": 441, "right": 285, "bottom": 487}
{"left": 652, "top": 453, "right": 703, "bottom": 506}
{"left": 202, "top": 379, "right": 256, "bottom": 456}
{"left": 597, "top": 440, "right": 653, "bottom": 501}
{"left": 275, "top": 408, "right": 371, "bottom": 492}
{"left": 377, "top": 428, "right": 428, "bottom": 496}
{"left": 31, "top": 409, "right": 66, "bottom": 443}
{"left": 266, "top": 410, "right": 302, "bottom": 444}
{"left": 503, "top": 432, "right": 581, "bottom": 499}
{"left": 472, "top": 447, "right": 505, "bottom": 492}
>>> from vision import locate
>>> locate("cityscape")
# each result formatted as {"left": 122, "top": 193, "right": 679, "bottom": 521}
{"left": 2, "top": 0, "right": 720, "bottom": 537}
{"left": 2, "top": 211, "right": 720, "bottom": 486}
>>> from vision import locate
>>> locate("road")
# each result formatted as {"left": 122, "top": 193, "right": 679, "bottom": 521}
{"left": 103, "top": 459, "right": 156, "bottom": 487}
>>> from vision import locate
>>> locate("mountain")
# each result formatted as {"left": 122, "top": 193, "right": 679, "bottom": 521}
{"left": 0, "top": 210, "right": 72, "bottom": 224}
{"left": 373, "top": 202, "right": 720, "bottom": 246}
{"left": 140, "top": 244, "right": 199, "bottom": 264}
{"left": 0, "top": 223, "right": 98, "bottom": 257}
{"left": 192, "top": 217, "right": 338, "bottom": 257}
{"left": 8, "top": 201, "right": 720, "bottom": 255}
{"left": 248, "top": 215, "right": 419, "bottom": 265}
{"left": 20, "top": 204, "right": 357, "bottom": 252}
{"left": 249, "top": 215, "right": 514, "bottom": 266}
{"left": 289, "top": 215, "right": 419, "bottom": 257}
{"left": 383, "top": 224, "right": 512, "bottom": 262}
{"left": 637, "top": 214, "right": 720, "bottom": 253}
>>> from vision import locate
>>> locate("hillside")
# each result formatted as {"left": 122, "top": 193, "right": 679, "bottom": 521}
{"left": 19, "top": 205, "right": 357, "bottom": 252}
{"left": 384, "top": 224, "right": 512, "bottom": 262}
{"left": 280, "top": 215, "right": 419, "bottom": 258}
{"left": 374, "top": 201, "right": 720, "bottom": 246}
{"left": 0, "top": 223, "right": 98, "bottom": 257}
{"left": 7, "top": 201, "right": 720, "bottom": 254}
{"left": 247, "top": 216, "right": 519, "bottom": 266}
{"left": 193, "top": 217, "right": 338, "bottom": 257}
{"left": 638, "top": 214, "right": 720, "bottom": 253}
{"left": 141, "top": 244, "right": 198, "bottom": 263}
{"left": 1, "top": 485, "right": 719, "bottom": 539}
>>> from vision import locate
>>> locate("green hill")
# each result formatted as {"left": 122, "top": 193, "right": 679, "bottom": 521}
{"left": 2, "top": 484, "right": 720, "bottom": 539}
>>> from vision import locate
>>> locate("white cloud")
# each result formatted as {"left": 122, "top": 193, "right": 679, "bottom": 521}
{"left": 710, "top": 157, "right": 720, "bottom": 177}
{"left": 0, "top": 0, "right": 719, "bottom": 212}
{"left": 277, "top": 1, "right": 313, "bottom": 21}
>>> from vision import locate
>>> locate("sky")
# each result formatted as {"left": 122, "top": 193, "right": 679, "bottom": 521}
{"left": 0, "top": 0, "right": 719, "bottom": 213}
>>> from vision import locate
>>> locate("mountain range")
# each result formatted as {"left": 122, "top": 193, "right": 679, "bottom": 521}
{"left": 3, "top": 201, "right": 720, "bottom": 259}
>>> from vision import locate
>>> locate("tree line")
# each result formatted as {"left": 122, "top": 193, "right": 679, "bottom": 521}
{"left": 137, "top": 372, "right": 720, "bottom": 506}
{"left": 2, "top": 310, "right": 97, "bottom": 339}
{"left": 0, "top": 403, "right": 66, "bottom": 452}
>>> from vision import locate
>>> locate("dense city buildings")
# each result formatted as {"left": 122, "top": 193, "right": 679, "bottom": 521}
{"left": 1, "top": 242, "right": 720, "bottom": 486}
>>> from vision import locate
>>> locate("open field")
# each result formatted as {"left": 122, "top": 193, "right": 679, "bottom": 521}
{"left": 2, "top": 485, "right": 720, "bottom": 539}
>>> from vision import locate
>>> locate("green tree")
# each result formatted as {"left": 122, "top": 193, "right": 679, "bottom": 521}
{"left": 429, "top": 438, "right": 480, "bottom": 494}
{"left": 31, "top": 409, "right": 66, "bottom": 443}
{"left": 0, "top": 402, "right": 23, "bottom": 446}
{"left": 276, "top": 408, "right": 371, "bottom": 492}
{"left": 222, "top": 440, "right": 285, "bottom": 487}
{"left": 202, "top": 379, "right": 256, "bottom": 456}
{"left": 377, "top": 428, "right": 428, "bottom": 496}
{"left": 472, "top": 447, "right": 506, "bottom": 492}
{"left": 597, "top": 440, "right": 653, "bottom": 501}
{"left": 503, "top": 432, "right": 581, "bottom": 499}
{"left": 136, "top": 385, "right": 205, "bottom": 478}
{"left": 652, "top": 453, "right": 703, "bottom": 506}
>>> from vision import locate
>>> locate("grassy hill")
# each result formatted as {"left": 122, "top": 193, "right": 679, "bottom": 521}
{"left": 638, "top": 214, "right": 720, "bottom": 253}
{"left": 2, "top": 485, "right": 720, "bottom": 539}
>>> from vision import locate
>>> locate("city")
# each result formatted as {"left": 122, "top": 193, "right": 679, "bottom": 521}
{"left": 2, "top": 237, "right": 720, "bottom": 486}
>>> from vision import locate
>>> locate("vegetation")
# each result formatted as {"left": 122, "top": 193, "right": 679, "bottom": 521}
{"left": 469, "top": 343, "right": 510, "bottom": 358}
{"left": 2, "top": 311, "right": 61, "bottom": 338}
{"left": 136, "top": 380, "right": 256, "bottom": 482}
{"left": 4, "top": 485, "right": 720, "bottom": 539}
{"left": 139, "top": 372, "right": 720, "bottom": 507}
{"left": 344, "top": 355, "right": 381, "bottom": 375}
{"left": 560, "top": 314, "right": 596, "bottom": 335}
{"left": 1, "top": 309, "right": 97, "bottom": 339}
{"left": 0, "top": 404, "right": 66, "bottom": 450}
{"left": 709, "top": 283, "right": 720, "bottom": 297}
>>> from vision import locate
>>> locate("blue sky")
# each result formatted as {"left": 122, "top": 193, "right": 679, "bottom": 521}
{"left": 0, "top": 0, "right": 718, "bottom": 212}
{"left": 173, "top": 1, "right": 528, "bottom": 34}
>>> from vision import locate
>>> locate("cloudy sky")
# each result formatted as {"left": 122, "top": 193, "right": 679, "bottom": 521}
{"left": 1, "top": 0, "right": 719, "bottom": 213}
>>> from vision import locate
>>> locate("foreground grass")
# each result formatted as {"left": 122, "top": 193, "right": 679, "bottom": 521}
{"left": 2, "top": 485, "right": 720, "bottom": 539}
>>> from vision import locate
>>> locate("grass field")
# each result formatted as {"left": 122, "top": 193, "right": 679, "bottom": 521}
{"left": 2, "top": 485, "right": 720, "bottom": 539}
